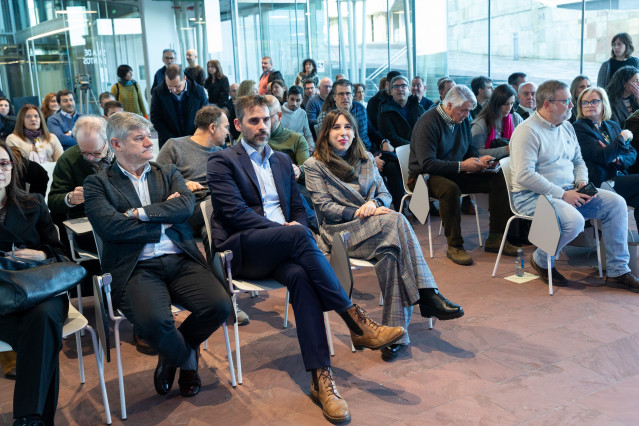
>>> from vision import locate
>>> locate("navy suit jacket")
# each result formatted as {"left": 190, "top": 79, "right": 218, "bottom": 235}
{"left": 572, "top": 118, "right": 637, "bottom": 187}
{"left": 206, "top": 143, "right": 308, "bottom": 274}
{"left": 84, "top": 161, "right": 206, "bottom": 306}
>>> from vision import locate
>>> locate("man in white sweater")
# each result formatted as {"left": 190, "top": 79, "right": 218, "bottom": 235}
{"left": 510, "top": 80, "right": 639, "bottom": 292}
{"left": 281, "top": 85, "right": 315, "bottom": 152}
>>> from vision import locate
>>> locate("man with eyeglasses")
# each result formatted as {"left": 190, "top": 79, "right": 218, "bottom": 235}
{"left": 301, "top": 79, "right": 318, "bottom": 111}
{"left": 150, "top": 64, "right": 209, "bottom": 148}
{"left": 368, "top": 71, "right": 400, "bottom": 130}
{"left": 206, "top": 95, "right": 405, "bottom": 423}
{"left": 515, "top": 82, "right": 537, "bottom": 120}
{"left": 151, "top": 48, "right": 177, "bottom": 92}
{"left": 510, "top": 80, "right": 639, "bottom": 291}
{"left": 306, "top": 77, "right": 333, "bottom": 135}
{"left": 379, "top": 75, "right": 426, "bottom": 149}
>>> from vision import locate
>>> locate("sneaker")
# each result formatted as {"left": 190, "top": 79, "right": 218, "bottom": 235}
{"left": 236, "top": 306, "right": 250, "bottom": 326}
{"left": 606, "top": 272, "right": 639, "bottom": 293}
{"left": 446, "top": 246, "right": 473, "bottom": 265}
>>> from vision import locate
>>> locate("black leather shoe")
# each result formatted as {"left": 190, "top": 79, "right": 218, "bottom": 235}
{"left": 178, "top": 351, "right": 201, "bottom": 397}
{"left": 530, "top": 255, "right": 568, "bottom": 285}
{"left": 133, "top": 331, "right": 158, "bottom": 356}
{"left": 419, "top": 289, "right": 464, "bottom": 320}
{"left": 154, "top": 355, "right": 177, "bottom": 395}
{"left": 13, "top": 416, "right": 44, "bottom": 426}
{"left": 380, "top": 344, "right": 402, "bottom": 361}
{"left": 606, "top": 272, "right": 639, "bottom": 293}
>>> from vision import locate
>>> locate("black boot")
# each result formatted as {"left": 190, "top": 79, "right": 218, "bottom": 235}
{"left": 418, "top": 288, "right": 464, "bottom": 320}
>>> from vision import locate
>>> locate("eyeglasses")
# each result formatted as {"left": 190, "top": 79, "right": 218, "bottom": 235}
{"left": 163, "top": 56, "right": 176, "bottom": 61}
{"left": 320, "top": 85, "right": 332, "bottom": 90}
{"left": 392, "top": 84, "right": 408, "bottom": 90}
{"left": 548, "top": 98, "right": 572, "bottom": 106}
{"left": 80, "top": 143, "right": 106, "bottom": 160}
{"left": 581, "top": 99, "right": 601, "bottom": 107}
{"left": 0, "top": 160, "right": 14, "bottom": 171}
{"left": 335, "top": 91, "right": 353, "bottom": 98}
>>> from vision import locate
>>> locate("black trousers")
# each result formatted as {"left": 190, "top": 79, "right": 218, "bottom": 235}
{"left": 119, "top": 254, "right": 232, "bottom": 367}
{"left": 427, "top": 172, "right": 511, "bottom": 247}
{"left": 613, "top": 174, "right": 639, "bottom": 225}
{"left": 0, "top": 296, "right": 68, "bottom": 424}
{"left": 238, "top": 225, "right": 351, "bottom": 371}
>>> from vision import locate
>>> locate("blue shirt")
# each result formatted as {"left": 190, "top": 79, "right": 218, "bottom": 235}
{"left": 117, "top": 162, "right": 183, "bottom": 260}
{"left": 241, "top": 140, "right": 286, "bottom": 224}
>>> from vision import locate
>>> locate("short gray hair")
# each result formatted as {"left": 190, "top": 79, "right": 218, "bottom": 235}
{"left": 443, "top": 85, "right": 477, "bottom": 109}
{"left": 536, "top": 80, "right": 569, "bottom": 108}
{"left": 72, "top": 115, "right": 107, "bottom": 143}
{"left": 107, "top": 112, "right": 151, "bottom": 143}
{"left": 390, "top": 75, "right": 409, "bottom": 88}
{"left": 517, "top": 81, "right": 537, "bottom": 95}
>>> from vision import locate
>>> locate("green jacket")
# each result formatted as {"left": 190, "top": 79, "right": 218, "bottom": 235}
{"left": 268, "top": 124, "right": 310, "bottom": 181}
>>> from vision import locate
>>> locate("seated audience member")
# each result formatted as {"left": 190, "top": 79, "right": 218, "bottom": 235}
{"left": 606, "top": 65, "right": 639, "bottom": 127}
{"left": 150, "top": 64, "right": 209, "bottom": 148}
{"left": 573, "top": 87, "right": 639, "bottom": 222}
{"left": 597, "top": 32, "right": 639, "bottom": 89}
{"left": 227, "top": 80, "right": 259, "bottom": 141}
{"left": 430, "top": 77, "right": 456, "bottom": 109}
{"left": 84, "top": 112, "right": 233, "bottom": 398}
{"left": 41, "top": 92, "right": 60, "bottom": 121}
{"left": 294, "top": 59, "right": 319, "bottom": 88}
{"left": 471, "top": 84, "right": 523, "bottom": 160}
{"left": 301, "top": 79, "right": 317, "bottom": 110}
{"left": 469, "top": 76, "right": 493, "bottom": 119}
{"left": 7, "top": 105, "right": 63, "bottom": 163}
{"left": 47, "top": 90, "right": 82, "bottom": 149}
{"left": 304, "top": 110, "right": 463, "bottom": 361}
{"left": 207, "top": 95, "right": 405, "bottom": 423}
{"left": 569, "top": 76, "right": 591, "bottom": 123}
{"left": 354, "top": 83, "right": 367, "bottom": 107}
{"left": 229, "top": 83, "right": 239, "bottom": 102}
{"left": 378, "top": 75, "right": 425, "bottom": 148}
{"left": 281, "top": 85, "right": 315, "bottom": 152}
{"left": 508, "top": 72, "right": 527, "bottom": 110}
{"left": 9, "top": 146, "right": 49, "bottom": 196}
{"left": 367, "top": 71, "right": 400, "bottom": 130}
{"left": 204, "top": 60, "right": 230, "bottom": 107}
{"left": 103, "top": 100, "right": 124, "bottom": 119}
{"left": 99, "top": 92, "right": 115, "bottom": 109}
{"left": 269, "top": 79, "right": 287, "bottom": 105}
{"left": 0, "top": 141, "right": 69, "bottom": 425}
{"left": 515, "top": 82, "right": 537, "bottom": 119}
{"left": 111, "top": 65, "right": 147, "bottom": 117}
{"left": 306, "top": 77, "right": 333, "bottom": 133}
{"left": 408, "top": 85, "right": 516, "bottom": 266}
{"left": 510, "top": 80, "right": 639, "bottom": 290}
{"left": 411, "top": 76, "right": 434, "bottom": 111}
{"left": 0, "top": 97, "right": 16, "bottom": 141}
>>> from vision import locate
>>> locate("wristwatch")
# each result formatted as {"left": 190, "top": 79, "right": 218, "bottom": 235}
{"left": 66, "top": 192, "right": 75, "bottom": 206}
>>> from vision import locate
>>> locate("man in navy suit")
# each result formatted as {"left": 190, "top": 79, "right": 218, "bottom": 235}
{"left": 206, "top": 95, "right": 405, "bottom": 423}
{"left": 84, "top": 112, "right": 232, "bottom": 398}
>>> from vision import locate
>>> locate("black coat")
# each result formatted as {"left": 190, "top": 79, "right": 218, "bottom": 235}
{"left": 0, "top": 115, "right": 16, "bottom": 141}
{"left": 610, "top": 96, "right": 639, "bottom": 128}
{"left": 204, "top": 76, "right": 230, "bottom": 107}
{"left": 366, "top": 91, "right": 391, "bottom": 130}
{"left": 377, "top": 96, "right": 425, "bottom": 148}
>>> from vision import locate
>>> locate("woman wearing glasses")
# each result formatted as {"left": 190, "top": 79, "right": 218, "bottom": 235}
{"left": 572, "top": 87, "right": 639, "bottom": 222}
{"left": 597, "top": 33, "right": 639, "bottom": 89}
{"left": 6, "top": 105, "right": 62, "bottom": 164}
{"left": 0, "top": 141, "right": 69, "bottom": 425}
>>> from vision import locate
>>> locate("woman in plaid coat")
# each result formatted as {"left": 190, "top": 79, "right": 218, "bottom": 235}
{"left": 304, "top": 110, "right": 464, "bottom": 360}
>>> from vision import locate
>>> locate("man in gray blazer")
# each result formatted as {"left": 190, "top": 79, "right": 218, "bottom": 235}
{"left": 84, "top": 112, "right": 232, "bottom": 398}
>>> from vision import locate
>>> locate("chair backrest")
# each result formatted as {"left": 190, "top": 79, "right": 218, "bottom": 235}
{"left": 498, "top": 157, "right": 522, "bottom": 217}
{"left": 93, "top": 231, "right": 104, "bottom": 264}
{"left": 529, "top": 194, "right": 561, "bottom": 256}
{"left": 201, "top": 199, "right": 214, "bottom": 253}
{"left": 396, "top": 145, "right": 412, "bottom": 194}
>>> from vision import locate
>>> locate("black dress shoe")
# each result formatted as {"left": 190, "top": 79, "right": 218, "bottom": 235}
{"left": 419, "top": 289, "right": 464, "bottom": 320}
{"left": 154, "top": 355, "right": 177, "bottom": 395}
{"left": 13, "top": 416, "right": 44, "bottom": 426}
{"left": 530, "top": 255, "right": 568, "bottom": 285}
{"left": 606, "top": 272, "right": 639, "bottom": 293}
{"left": 381, "top": 344, "right": 402, "bottom": 361}
{"left": 178, "top": 351, "right": 201, "bottom": 397}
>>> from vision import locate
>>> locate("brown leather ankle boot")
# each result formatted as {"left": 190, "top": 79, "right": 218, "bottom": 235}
{"left": 310, "top": 366, "right": 350, "bottom": 423}
{"left": 340, "top": 304, "right": 405, "bottom": 350}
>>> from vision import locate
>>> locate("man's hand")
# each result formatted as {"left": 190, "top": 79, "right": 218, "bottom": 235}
{"left": 292, "top": 164, "right": 301, "bottom": 180}
{"left": 166, "top": 192, "right": 181, "bottom": 200}
{"left": 460, "top": 157, "right": 487, "bottom": 173}
{"left": 69, "top": 187, "right": 84, "bottom": 205}
{"left": 562, "top": 189, "right": 592, "bottom": 208}
{"left": 375, "top": 154, "right": 384, "bottom": 172}
{"left": 12, "top": 248, "right": 47, "bottom": 261}
{"left": 185, "top": 181, "right": 205, "bottom": 192}
{"left": 354, "top": 200, "right": 378, "bottom": 219}
{"left": 284, "top": 221, "right": 303, "bottom": 227}
{"left": 382, "top": 140, "right": 394, "bottom": 152}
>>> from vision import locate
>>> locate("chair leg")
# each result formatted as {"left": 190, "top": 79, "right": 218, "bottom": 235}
{"left": 114, "top": 321, "right": 127, "bottom": 420}
{"left": 492, "top": 216, "right": 516, "bottom": 277}
{"left": 428, "top": 214, "right": 433, "bottom": 259}
{"left": 234, "top": 320, "right": 242, "bottom": 385}
{"left": 222, "top": 322, "right": 236, "bottom": 387}
{"left": 77, "top": 283, "right": 85, "bottom": 337}
{"left": 438, "top": 220, "right": 443, "bottom": 236}
{"left": 203, "top": 339, "right": 208, "bottom": 351}
{"left": 379, "top": 292, "right": 384, "bottom": 306}
{"left": 283, "top": 290, "right": 290, "bottom": 329}
{"left": 324, "top": 312, "right": 334, "bottom": 357}
{"left": 75, "top": 330, "right": 85, "bottom": 384}
{"left": 472, "top": 195, "right": 482, "bottom": 246}
{"left": 428, "top": 317, "right": 434, "bottom": 330}
{"left": 593, "top": 220, "right": 603, "bottom": 278}
{"left": 548, "top": 254, "right": 554, "bottom": 296}
{"left": 86, "top": 326, "right": 112, "bottom": 425}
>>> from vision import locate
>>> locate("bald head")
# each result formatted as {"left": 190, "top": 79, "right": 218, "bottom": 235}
{"left": 186, "top": 49, "right": 198, "bottom": 67}
{"left": 229, "top": 83, "right": 239, "bottom": 100}
{"left": 319, "top": 77, "right": 333, "bottom": 99}
{"left": 265, "top": 95, "right": 282, "bottom": 132}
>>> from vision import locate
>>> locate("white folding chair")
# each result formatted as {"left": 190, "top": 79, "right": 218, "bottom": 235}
{"left": 63, "top": 217, "right": 98, "bottom": 318}
{"left": 0, "top": 302, "right": 112, "bottom": 424}
{"left": 396, "top": 145, "right": 482, "bottom": 258}
{"left": 92, "top": 232, "right": 235, "bottom": 419}
{"left": 528, "top": 195, "right": 563, "bottom": 295}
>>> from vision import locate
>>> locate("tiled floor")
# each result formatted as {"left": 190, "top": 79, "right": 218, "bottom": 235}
{"left": 2, "top": 209, "right": 639, "bottom": 425}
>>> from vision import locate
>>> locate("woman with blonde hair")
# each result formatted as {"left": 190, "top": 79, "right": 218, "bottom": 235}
{"left": 304, "top": 109, "right": 463, "bottom": 361}
{"left": 6, "top": 105, "right": 62, "bottom": 163}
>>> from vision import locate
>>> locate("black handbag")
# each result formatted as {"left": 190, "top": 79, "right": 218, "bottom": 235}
{"left": 0, "top": 251, "right": 86, "bottom": 315}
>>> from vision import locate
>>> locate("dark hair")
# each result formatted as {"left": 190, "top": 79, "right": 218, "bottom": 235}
{"left": 475, "top": 84, "right": 517, "bottom": 133}
{"left": 270, "top": 79, "right": 288, "bottom": 101}
{"left": 303, "top": 79, "right": 316, "bottom": 88}
{"left": 386, "top": 71, "right": 400, "bottom": 82}
{"left": 99, "top": 92, "right": 114, "bottom": 104}
{"left": 288, "top": 85, "right": 303, "bottom": 97}
{"left": 41, "top": 93, "right": 58, "bottom": 119}
{"left": 611, "top": 33, "right": 635, "bottom": 59}
{"left": 470, "top": 76, "right": 492, "bottom": 96}
{"left": 56, "top": 89, "right": 73, "bottom": 105}
{"left": 569, "top": 75, "right": 590, "bottom": 103}
{"left": 206, "top": 59, "right": 225, "bottom": 80}
{"left": 508, "top": 72, "right": 527, "bottom": 86}
{"left": 165, "top": 64, "right": 184, "bottom": 81}
{"left": 0, "top": 141, "right": 36, "bottom": 209}
{"left": 234, "top": 94, "right": 269, "bottom": 123}
{"left": 194, "top": 105, "right": 226, "bottom": 129}
{"left": 13, "top": 104, "right": 51, "bottom": 142}
{"left": 301, "top": 59, "right": 317, "bottom": 75}
{"left": 0, "top": 97, "right": 14, "bottom": 116}
{"left": 354, "top": 83, "right": 365, "bottom": 92}
{"left": 103, "top": 100, "right": 123, "bottom": 116}
{"left": 321, "top": 79, "right": 353, "bottom": 113}
{"left": 606, "top": 65, "right": 639, "bottom": 101}
{"left": 117, "top": 64, "right": 133, "bottom": 80}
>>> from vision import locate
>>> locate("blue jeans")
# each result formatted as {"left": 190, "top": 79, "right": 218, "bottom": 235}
{"left": 513, "top": 189, "right": 630, "bottom": 277}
